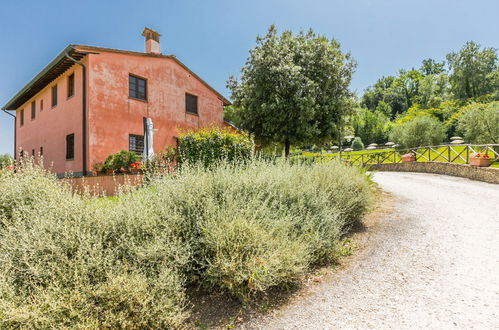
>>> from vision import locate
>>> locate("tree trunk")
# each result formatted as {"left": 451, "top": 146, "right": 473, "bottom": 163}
{"left": 284, "top": 139, "right": 291, "bottom": 159}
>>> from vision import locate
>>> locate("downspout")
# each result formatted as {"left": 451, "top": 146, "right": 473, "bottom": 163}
{"left": 2, "top": 110, "right": 16, "bottom": 160}
{"left": 64, "top": 52, "right": 87, "bottom": 176}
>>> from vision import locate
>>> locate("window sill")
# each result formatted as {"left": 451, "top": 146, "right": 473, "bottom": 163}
{"left": 186, "top": 111, "right": 199, "bottom": 117}
{"left": 51, "top": 105, "right": 57, "bottom": 109}
{"left": 67, "top": 94, "right": 74, "bottom": 100}
{"left": 66, "top": 158, "right": 74, "bottom": 161}
{"left": 128, "top": 96, "right": 148, "bottom": 103}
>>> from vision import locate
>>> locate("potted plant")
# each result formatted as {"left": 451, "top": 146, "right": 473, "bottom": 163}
{"left": 102, "top": 150, "right": 139, "bottom": 175}
{"left": 91, "top": 162, "right": 105, "bottom": 176}
{"left": 129, "top": 161, "right": 142, "bottom": 173}
{"left": 469, "top": 153, "right": 491, "bottom": 167}
{"left": 401, "top": 152, "right": 416, "bottom": 163}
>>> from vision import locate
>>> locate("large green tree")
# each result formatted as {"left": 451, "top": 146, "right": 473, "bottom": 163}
{"left": 446, "top": 41, "right": 498, "bottom": 99}
{"left": 351, "top": 107, "right": 392, "bottom": 145}
{"left": 228, "top": 25, "right": 355, "bottom": 156}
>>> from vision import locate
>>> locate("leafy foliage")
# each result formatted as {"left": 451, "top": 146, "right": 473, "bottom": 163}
{"left": 350, "top": 137, "right": 365, "bottom": 150}
{"left": 228, "top": 25, "right": 355, "bottom": 156}
{"left": 0, "top": 154, "right": 13, "bottom": 169}
{"left": 0, "top": 159, "right": 372, "bottom": 326}
{"left": 457, "top": 102, "right": 499, "bottom": 144}
{"left": 351, "top": 108, "right": 392, "bottom": 145}
{"left": 389, "top": 116, "right": 446, "bottom": 148}
{"left": 446, "top": 41, "right": 498, "bottom": 100}
{"left": 177, "top": 127, "right": 253, "bottom": 168}
{"left": 102, "top": 150, "right": 140, "bottom": 172}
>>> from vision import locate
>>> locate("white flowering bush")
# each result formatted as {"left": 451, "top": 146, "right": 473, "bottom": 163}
{"left": 0, "top": 159, "right": 372, "bottom": 326}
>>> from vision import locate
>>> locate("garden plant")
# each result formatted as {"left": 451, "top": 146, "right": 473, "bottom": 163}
{"left": 0, "top": 157, "right": 372, "bottom": 328}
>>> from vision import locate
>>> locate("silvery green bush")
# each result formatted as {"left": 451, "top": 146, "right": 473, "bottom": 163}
{"left": 0, "top": 159, "right": 372, "bottom": 326}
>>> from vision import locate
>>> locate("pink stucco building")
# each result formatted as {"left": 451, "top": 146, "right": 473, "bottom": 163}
{"left": 2, "top": 28, "right": 230, "bottom": 176}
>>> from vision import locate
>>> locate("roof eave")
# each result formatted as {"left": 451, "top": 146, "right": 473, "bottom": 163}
{"left": 2, "top": 45, "right": 77, "bottom": 110}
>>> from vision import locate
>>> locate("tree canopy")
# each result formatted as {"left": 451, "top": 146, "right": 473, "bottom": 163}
{"left": 447, "top": 41, "right": 498, "bottom": 100}
{"left": 228, "top": 25, "right": 355, "bottom": 156}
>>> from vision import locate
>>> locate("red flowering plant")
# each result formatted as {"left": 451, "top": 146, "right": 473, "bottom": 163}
{"left": 471, "top": 153, "right": 491, "bottom": 159}
{"left": 130, "top": 161, "right": 142, "bottom": 169}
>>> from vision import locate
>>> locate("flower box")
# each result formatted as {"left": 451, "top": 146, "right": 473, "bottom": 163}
{"left": 401, "top": 153, "right": 416, "bottom": 163}
{"left": 469, "top": 157, "right": 490, "bottom": 167}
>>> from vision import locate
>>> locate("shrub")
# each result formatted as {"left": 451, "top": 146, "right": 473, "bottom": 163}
{"left": 102, "top": 150, "right": 140, "bottom": 172}
{"left": 177, "top": 127, "right": 253, "bottom": 168}
{"left": 351, "top": 137, "right": 365, "bottom": 150}
{"left": 0, "top": 163, "right": 189, "bottom": 328}
{"left": 389, "top": 116, "right": 446, "bottom": 148}
{"left": 142, "top": 160, "right": 372, "bottom": 298}
{"left": 0, "top": 159, "right": 372, "bottom": 326}
{"left": 0, "top": 154, "right": 13, "bottom": 169}
{"left": 457, "top": 101, "right": 499, "bottom": 144}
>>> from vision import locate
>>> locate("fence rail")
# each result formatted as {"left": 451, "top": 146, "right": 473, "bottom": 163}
{"left": 312, "top": 144, "right": 499, "bottom": 166}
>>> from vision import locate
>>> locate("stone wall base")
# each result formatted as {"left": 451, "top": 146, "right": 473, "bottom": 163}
{"left": 369, "top": 162, "right": 499, "bottom": 185}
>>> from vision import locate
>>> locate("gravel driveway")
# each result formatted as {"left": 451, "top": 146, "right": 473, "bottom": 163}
{"left": 240, "top": 172, "right": 499, "bottom": 329}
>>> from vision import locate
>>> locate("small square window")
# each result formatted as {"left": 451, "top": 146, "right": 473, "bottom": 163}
{"left": 129, "top": 134, "right": 144, "bottom": 155}
{"left": 67, "top": 73, "right": 75, "bottom": 98}
{"left": 66, "top": 133, "right": 74, "bottom": 160}
{"left": 185, "top": 93, "right": 198, "bottom": 115}
{"left": 129, "top": 75, "right": 147, "bottom": 101}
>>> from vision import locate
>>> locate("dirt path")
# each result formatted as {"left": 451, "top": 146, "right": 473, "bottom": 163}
{"left": 240, "top": 172, "right": 499, "bottom": 329}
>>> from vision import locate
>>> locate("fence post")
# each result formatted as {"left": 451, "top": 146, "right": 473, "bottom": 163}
{"left": 466, "top": 145, "right": 469, "bottom": 164}
{"left": 447, "top": 146, "right": 450, "bottom": 163}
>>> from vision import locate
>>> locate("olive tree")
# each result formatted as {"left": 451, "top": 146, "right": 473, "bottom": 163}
{"left": 389, "top": 116, "right": 446, "bottom": 148}
{"left": 457, "top": 102, "right": 499, "bottom": 144}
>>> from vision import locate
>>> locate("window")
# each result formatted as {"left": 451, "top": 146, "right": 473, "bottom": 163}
{"left": 31, "top": 101, "right": 36, "bottom": 120}
{"left": 129, "top": 75, "right": 147, "bottom": 101}
{"left": 185, "top": 93, "right": 198, "bottom": 115}
{"left": 66, "top": 134, "right": 74, "bottom": 160}
{"left": 20, "top": 109, "right": 24, "bottom": 126}
{"left": 40, "top": 146, "right": 43, "bottom": 156}
{"left": 52, "top": 85, "right": 58, "bottom": 107}
{"left": 129, "top": 134, "right": 144, "bottom": 155}
{"left": 40, "top": 99, "right": 44, "bottom": 111}
{"left": 67, "top": 73, "right": 75, "bottom": 98}
{"left": 31, "top": 149, "right": 35, "bottom": 157}
{"left": 19, "top": 150, "right": 24, "bottom": 158}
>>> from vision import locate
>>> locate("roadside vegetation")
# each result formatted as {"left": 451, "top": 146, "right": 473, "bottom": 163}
{"left": 0, "top": 153, "right": 372, "bottom": 328}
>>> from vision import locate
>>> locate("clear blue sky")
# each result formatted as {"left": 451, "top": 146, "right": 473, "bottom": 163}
{"left": 1, "top": 0, "right": 498, "bottom": 155}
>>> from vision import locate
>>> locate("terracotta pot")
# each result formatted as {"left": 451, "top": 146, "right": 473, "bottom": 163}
{"left": 106, "top": 169, "right": 114, "bottom": 175}
{"left": 469, "top": 157, "right": 490, "bottom": 167}
{"left": 401, "top": 153, "right": 416, "bottom": 163}
{"left": 119, "top": 167, "right": 128, "bottom": 173}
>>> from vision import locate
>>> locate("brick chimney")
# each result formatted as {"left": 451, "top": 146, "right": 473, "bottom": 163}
{"left": 142, "top": 27, "right": 161, "bottom": 54}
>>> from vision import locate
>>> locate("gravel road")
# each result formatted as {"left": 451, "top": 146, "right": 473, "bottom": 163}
{"left": 241, "top": 172, "right": 499, "bottom": 329}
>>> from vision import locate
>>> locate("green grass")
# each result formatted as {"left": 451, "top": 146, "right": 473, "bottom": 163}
{"left": 299, "top": 145, "right": 499, "bottom": 168}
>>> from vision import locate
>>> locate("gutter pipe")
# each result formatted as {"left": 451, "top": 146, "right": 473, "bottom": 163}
{"left": 64, "top": 51, "right": 87, "bottom": 176}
